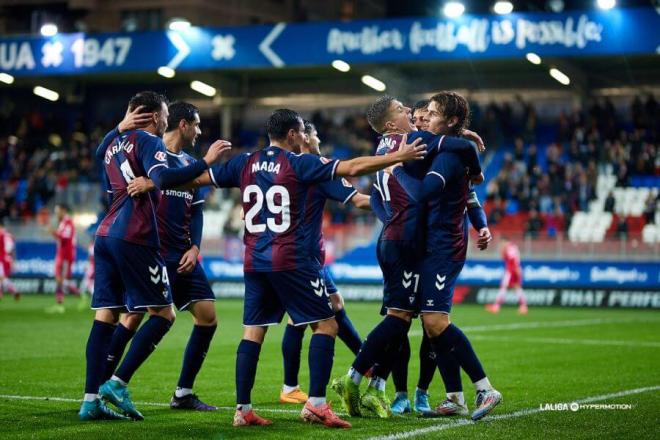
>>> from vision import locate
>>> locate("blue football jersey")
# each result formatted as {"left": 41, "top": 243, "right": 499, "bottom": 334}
{"left": 303, "top": 174, "right": 357, "bottom": 266}
{"left": 156, "top": 150, "right": 205, "bottom": 256}
{"left": 420, "top": 152, "right": 471, "bottom": 261}
{"left": 209, "top": 146, "right": 339, "bottom": 272}
{"left": 97, "top": 130, "right": 168, "bottom": 248}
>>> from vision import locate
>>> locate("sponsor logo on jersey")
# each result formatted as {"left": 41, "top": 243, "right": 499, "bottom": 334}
{"left": 164, "top": 189, "right": 193, "bottom": 200}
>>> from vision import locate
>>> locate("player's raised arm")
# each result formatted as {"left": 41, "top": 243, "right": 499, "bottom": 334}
{"left": 438, "top": 135, "right": 483, "bottom": 176}
{"left": 351, "top": 193, "right": 371, "bottom": 210}
{"left": 391, "top": 151, "right": 463, "bottom": 203}
{"left": 148, "top": 139, "right": 231, "bottom": 190}
{"left": 335, "top": 134, "right": 426, "bottom": 177}
{"left": 95, "top": 105, "right": 153, "bottom": 160}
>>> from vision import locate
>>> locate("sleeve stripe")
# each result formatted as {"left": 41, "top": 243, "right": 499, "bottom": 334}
{"left": 330, "top": 160, "right": 340, "bottom": 180}
{"left": 147, "top": 163, "right": 167, "bottom": 177}
{"left": 191, "top": 200, "right": 205, "bottom": 205}
{"left": 342, "top": 190, "right": 358, "bottom": 205}
{"left": 208, "top": 168, "right": 219, "bottom": 187}
{"left": 427, "top": 171, "right": 446, "bottom": 187}
{"left": 436, "top": 135, "right": 446, "bottom": 152}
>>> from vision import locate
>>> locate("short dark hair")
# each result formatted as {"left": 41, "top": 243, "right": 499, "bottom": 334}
{"left": 429, "top": 91, "right": 470, "bottom": 135}
{"left": 266, "top": 109, "right": 302, "bottom": 141}
{"left": 412, "top": 99, "right": 430, "bottom": 113}
{"left": 128, "top": 91, "right": 168, "bottom": 113}
{"left": 366, "top": 95, "right": 396, "bottom": 134}
{"left": 56, "top": 203, "right": 70, "bottom": 212}
{"left": 303, "top": 119, "right": 316, "bottom": 136}
{"left": 166, "top": 101, "right": 199, "bottom": 132}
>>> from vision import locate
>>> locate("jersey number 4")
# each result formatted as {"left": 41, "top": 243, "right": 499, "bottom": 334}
{"left": 244, "top": 185, "right": 291, "bottom": 234}
{"left": 120, "top": 159, "right": 136, "bottom": 183}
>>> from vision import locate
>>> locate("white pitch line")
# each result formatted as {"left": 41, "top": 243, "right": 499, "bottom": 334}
{"left": 469, "top": 335, "right": 660, "bottom": 348}
{"left": 408, "top": 317, "right": 656, "bottom": 337}
{"left": 367, "top": 385, "right": 660, "bottom": 440}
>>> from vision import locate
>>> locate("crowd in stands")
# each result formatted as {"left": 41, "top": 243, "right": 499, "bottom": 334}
{"left": 0, "top": 110, "right": 103, "bottom": 223}
{"left": 484, "top": 95, "right": 658, "bottom": 238}
{"left": 1, "top": 94, "right": 657, "bottom": 242}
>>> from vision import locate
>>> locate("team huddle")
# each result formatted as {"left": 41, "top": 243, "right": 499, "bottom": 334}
{"left": 78, "top": 89, "right": 503, "bottom": 428}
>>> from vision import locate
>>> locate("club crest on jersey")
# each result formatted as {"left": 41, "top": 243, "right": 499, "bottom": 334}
{"left": 251, "top": 161, "right": 281, "bottom": 174}
{"left": 104, "top": 138, "right": 135, "bottom": 164}
{"left": 154, "top": 151, "right": 167, "bottom": 162}
{"left": 320, "top": 157, "right": 331, "bottom": 164}
{"left": 341, "top": 178, "right": 352, "bottom": 188}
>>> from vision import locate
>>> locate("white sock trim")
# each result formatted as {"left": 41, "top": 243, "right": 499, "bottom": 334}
{"left": 474, "top": 377, "right": 493, "bottom": 391}
{"left": 110, "top": 375, "right": 127, "bottom": 386}
{"left": 282, "top": 384, "right": 298, "bottom": 394}
{"left": 83, "top": 393, "right": 98, "bottom": 402}
{"left": 175, "top": 387, "right": 193, "bottom": 398}
{"left": 348, "top": 367, "right": 363, "bottom": 386}
{"left": 447, "top": 392, "right": 466, "bottom": 406}
{"left": 308, "top": 396, "right": 326, "bottom": 407}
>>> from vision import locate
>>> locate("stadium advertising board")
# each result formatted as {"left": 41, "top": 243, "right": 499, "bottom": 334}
{"left": 1, "top": 8, "right": 657, "bottom": 76}
{"left": 13, "top": 242, "right": 659, "bottom": 290}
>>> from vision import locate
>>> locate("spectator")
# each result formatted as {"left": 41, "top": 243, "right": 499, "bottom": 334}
{"left": 525, "top": 209, "right": 544, "bottom": 238}
{"left": 643, "top": 193, "right": 657, "bottom": 225}
{"left": 616, "top": 217, "right": 629, "bottom": 239}
{"left": 604, "top": 191, "right": 616, "bottom": 213}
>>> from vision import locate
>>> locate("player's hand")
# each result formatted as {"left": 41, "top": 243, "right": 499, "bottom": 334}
{"left": 203, "top": 140, "right": 232, "bottom": 166}
{"left": 178, "top": 246, "right": 199, "bottom": 274}
{"left": 396, "top": 134, "right": 427, "bottom": 162}
{"left": 384, "top": 163, "right": 403, "bottom": 175}
{"left": 126, "top": 177, "right": 155, "bottom": 197}
{"left": 477, "top": 227, "right": 492, "bottom": 251}
{"left": 118, "top": 105, "right": 153, "bottom": 133}
{"left": 471, "top": 172, "right": 485, "bottom": 185}
{"left": 462, "top": 129, "right": 485, "bottom": 152}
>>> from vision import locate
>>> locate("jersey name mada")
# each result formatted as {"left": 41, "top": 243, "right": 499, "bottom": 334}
{"left": 252, "top": 161, "right": 281, "bottom": 174}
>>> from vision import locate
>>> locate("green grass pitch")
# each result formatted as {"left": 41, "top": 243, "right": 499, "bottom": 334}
{"left": 0, "top": 295, "right": 658, "bottom": 439}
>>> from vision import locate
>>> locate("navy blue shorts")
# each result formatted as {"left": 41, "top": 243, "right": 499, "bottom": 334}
{"left": 128, "top": 253, "right": 214, "bottom": 312}
{"left": 92, "top": 236, "right": 172, "bottom": 312}
{"left": 243, "top": 265, "right": 334, "bottom": 327}
{"left": 419, "top": 253, "right": 465, "bottom": 314}
{"left": 322, "top": 266, "right": 338, "bottom": 295}
{"left": 376, "top": 240, "right": 420, "bottom": 314}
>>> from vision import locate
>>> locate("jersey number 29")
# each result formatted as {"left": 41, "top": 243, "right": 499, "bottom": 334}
{"left": 244, "top": 185, "right": 291, "bottom": 234}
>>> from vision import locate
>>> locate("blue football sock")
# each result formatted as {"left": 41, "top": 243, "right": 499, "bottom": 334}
{"left": 391, "top": 335, "right": 410, "bottom": 393}
{"left": 417, "top": 331, "right": 436, "bottom": 391}
{"left": 335, "top": 308, "right": 362, "bottom": 355}
{"left": 355, "top": 316, "right": 410, "bottom": 376}
{"left": 177, "top": 324, "right": 217, "bottom": 389}
{"left": 308, "top": 333, "right": 335, "bottom": 398}
{"left": 114, "top": 315, "right": 172, "bottom": 384}
{"left": 236, "top": 339, "right": 261, "bottom": 405}
{"left": 103, "top": 324, "right": 136, "bottom": 382}
{"left": 436, "top": 351, "right": 463, "bottom": 394}
{"left": 281, "top": 324, "right": 305, "bottom": 387}
{"left": 84, "top": 320, "right": 116, "bottom": 394}
{"left": 431, "top": 324, "right": 486, "bottom": 384}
